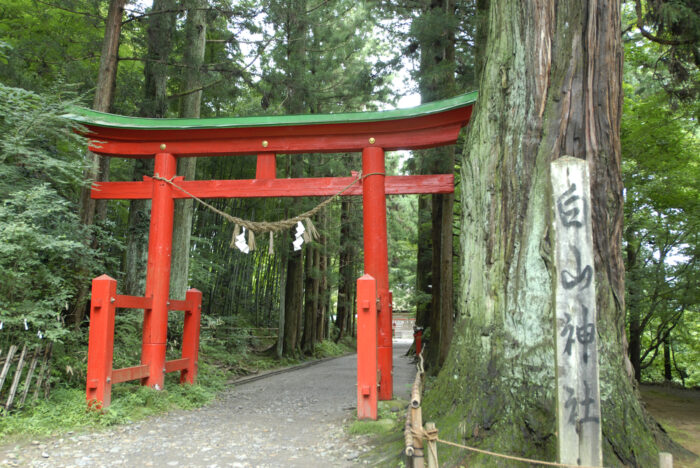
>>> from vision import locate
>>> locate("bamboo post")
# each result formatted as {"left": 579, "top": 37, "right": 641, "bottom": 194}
{"left": 411, "top": 369, "right": 422, "bottom": 409}
{"left": 405, "top": 407, "right": 414, "bottom": 457}
{"left": 411, "top": 406, "right": 424, "bottom": 468}
{"left": 659, "top": 452, "right": 673, "bottom": 468}
{"left": 425, "top": 422, "right": 439, "bottom": 468}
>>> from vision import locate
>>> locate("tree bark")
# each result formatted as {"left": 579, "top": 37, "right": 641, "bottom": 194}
{"left": 415, "top": 195, "right": 432, "bottom": 330}
{"left": 170, "top": 0, "right": 207, "bottom": 300}
{"left": 280, "top": 0, "right": 308, "bottom": 356}
{"left": 302, "top": 242, "right": 316, "bottom": 353}
{"left": 69, "top": 0, "right": 127, "bottom": 325}
{"left": 335, "top": 199, "right": 354, "bottom": 342}
{"left": 415, "top": 0, "right": 458, "bottom": 369}
{"left": 663, "top": 338, "right": 672, "bottom": 382}
{"left": 423, "top": 1, "right": 659, "bottom": 466}
{"left": 317, "top": 230, "right": 328, "bottom": 342}
{"left": 626, "top": 236, "right": 643, "bottom": 381}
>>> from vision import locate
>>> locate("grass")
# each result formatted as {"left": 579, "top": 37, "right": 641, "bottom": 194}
{"left": 347, "top": 400, "right": 411, "bottom": 467}
{"left": 347, "top": 399, "right": 407, "bottom": 435}
{"left": 0, "top": 370, "right": 220, "bottom": 441}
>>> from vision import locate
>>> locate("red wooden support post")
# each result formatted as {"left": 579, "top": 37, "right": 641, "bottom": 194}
{"left": 142, "top": 152, "right": 176, "bottom": 389}
{"left": 357, "top": 274, "right": 378, "bottom": 420}
{"left": 362, "top": 146, "right": 393, "bottom": 400}
{"left": 86, "top": 275, "right": 118, "bottom": 408}
{"left": 256, "top": 152, "right": 277, "bottom": 179}
{"left": 180, "top": 288, "right": 202, "bottom": 384}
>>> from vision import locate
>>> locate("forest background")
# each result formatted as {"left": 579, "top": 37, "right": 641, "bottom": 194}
{"left": 0, "top": 0, "right": 698, "bottom": 465}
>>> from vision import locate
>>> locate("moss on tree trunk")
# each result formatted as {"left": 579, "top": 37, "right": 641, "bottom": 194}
{"left": 423, "top": 1, "right": 659, "bottom": 466}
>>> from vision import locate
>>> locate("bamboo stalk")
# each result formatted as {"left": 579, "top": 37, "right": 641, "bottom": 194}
{"left": 411, "top": 406, "right": 424, "bottom": 468}
{"left": 411, "top": 370, "right": 422, "bottom": 408}
{"left": 6, "top": 344, "right": 28, "bottom": 410}
{"left": 405, "top": 406, "right": 415, "bottom": 457}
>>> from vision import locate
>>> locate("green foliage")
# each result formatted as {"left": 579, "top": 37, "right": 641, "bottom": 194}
{"left": 348, "top": 400, "right": 406, "bottom": 435}
{"left": 0, "top": 84, "right": 96, "bottom": 344}
{"left": 623, "top": 0, "right": 700, "bottom": 109}
{"left": 310, "top": 336, "right": 353, "bottom": 359}
{"left": 621, "top": 36, "right": 700, "bottom": 386}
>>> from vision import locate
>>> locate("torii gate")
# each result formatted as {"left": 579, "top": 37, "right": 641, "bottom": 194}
{"left": 70, "top": 92, "right": 476, "bottom": 418}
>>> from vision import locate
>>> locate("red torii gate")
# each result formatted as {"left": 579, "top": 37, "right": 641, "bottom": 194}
{"left": 70, "top": 92, "right": 476, "bottom": 417}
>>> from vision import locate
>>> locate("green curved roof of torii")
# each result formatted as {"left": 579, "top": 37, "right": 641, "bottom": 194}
{"left": 66, "top": 91, "right": 477, "bottom": 130}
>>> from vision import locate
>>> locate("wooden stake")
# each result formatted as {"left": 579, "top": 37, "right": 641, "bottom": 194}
{"left": 425, "top": 422, "right": 439, "bottom": 468}
{"left": 411, "top": 406, "right": 424, "bottom": 468}
{"left": 32, "top": 344, "right": 52, "bottom": 401}
{"left": 19, "top": 346, "right": 40, "bottom": 407}
{"left": 659, "top": 452, "right": 673, "bottom": 468}
{"left": 405, "top": 407, "right": 415, "bottom": 457}
{"left": 0, "top": 345, "right": 18, "bottom": 392}
{"left": 6, "top": 344, "right": 28, "bottom": 410}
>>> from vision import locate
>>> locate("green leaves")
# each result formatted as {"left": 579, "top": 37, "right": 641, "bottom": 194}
{"left": 0, "top": 84, "right": 93, "bottom": 344}
{"left": 622, "top": 44, "right": 700, "bottom": 386}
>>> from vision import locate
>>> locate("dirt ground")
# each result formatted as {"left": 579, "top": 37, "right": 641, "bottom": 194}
{"left": 640, "top": 384, "right": 700, "bottom": 468}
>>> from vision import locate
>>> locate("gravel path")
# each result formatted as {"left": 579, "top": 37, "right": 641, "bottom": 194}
{"left": 1, "top": 342, "right": 415, "bottom": 468}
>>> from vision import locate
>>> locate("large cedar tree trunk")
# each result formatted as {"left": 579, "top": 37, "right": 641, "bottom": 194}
{"left": 423, "top": 1, "right": 659, "bottom": 466}
{"left": 416, "top": 0, "right": 458, "bottom": 369}
{"left": 335, "top": 200, "right": 354, "bottom": 342}
{"left": 69, "top": 0, "right": 127, "bottom": 325}
{"left": 170, "top": 0, "right": 207, "bottom": 299}
{"left": 302, "top": 243, "right": 317, "bottom": 353}
{"left": 281, "top": 0, "right": 308, "bottom": 356}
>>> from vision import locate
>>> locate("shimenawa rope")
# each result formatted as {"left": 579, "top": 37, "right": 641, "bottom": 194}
{"left": 151, "top": 171, "right": 384, "bottom": 250}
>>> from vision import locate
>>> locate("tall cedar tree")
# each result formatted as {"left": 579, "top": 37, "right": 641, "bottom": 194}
{"left": 422, "top": 1, "right": 661, "bottom": 465}
{"left": 414, "top": 0, "right": 458, "bottom": 369}
{"left": 70, "top": 0, "right": 128, "bottom": 325}
{"left": 170, "top": 0, "right": 208, "bottom": 300}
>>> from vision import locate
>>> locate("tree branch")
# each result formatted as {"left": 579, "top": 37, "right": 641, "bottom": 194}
{"left": 168, "top": 77, "right": 225, "bottom": 99}
{"left": 634, "top": 0, "right": 691, "bottom": 46}
{"left": 35, "top": 1, "right": 105, "bottom": 21}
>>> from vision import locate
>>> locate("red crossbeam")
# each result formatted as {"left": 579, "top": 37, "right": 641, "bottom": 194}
{"left": 115, "top": 294, "right": 152, "bottom": 310}
{"left": 91, "top": 174, "right": 453, "bottom": 200}
{"left": 167, "top": 299, "right": 188, "bottom": 311}
{"left": 164, "top": 358, "right": 189, "bottom": 373}
{"left": 111, "top": 364, "right": 149, "bottom": 384}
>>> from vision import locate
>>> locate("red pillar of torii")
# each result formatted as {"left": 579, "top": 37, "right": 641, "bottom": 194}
{"left": 71, "top": 92, "right": 476, "bottom": 413}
